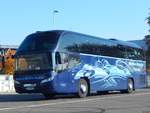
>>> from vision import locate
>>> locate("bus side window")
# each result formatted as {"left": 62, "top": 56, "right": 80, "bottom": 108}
{"left": 55, "top": 52, "right": 70, "bottom": 73}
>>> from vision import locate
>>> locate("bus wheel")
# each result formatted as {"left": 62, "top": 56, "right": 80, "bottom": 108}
{"left": 121, "top": 78, "right": 134, "bottom": 93}
{"left": 43, "top": 93, "right": 55, "bottom": 99}
{"left": 77, "top": 78, "right": 89, "bottom": 98}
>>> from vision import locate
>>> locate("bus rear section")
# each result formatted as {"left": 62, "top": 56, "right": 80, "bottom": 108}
{"left": 51, "top": 52, "right": 146, "bottom": 97}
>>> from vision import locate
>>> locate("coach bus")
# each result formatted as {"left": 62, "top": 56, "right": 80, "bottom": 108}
{"left": 13, "top": 30, "right": 147, "bottom": 98}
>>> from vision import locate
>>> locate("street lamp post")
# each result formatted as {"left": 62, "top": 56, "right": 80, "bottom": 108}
{"left": 53, "top": 10, "right": 59, "bottom": 29}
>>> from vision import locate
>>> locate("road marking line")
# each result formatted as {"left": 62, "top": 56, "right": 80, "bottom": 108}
{"left": 0, "top": 92, "right": 150, "bottom": 111}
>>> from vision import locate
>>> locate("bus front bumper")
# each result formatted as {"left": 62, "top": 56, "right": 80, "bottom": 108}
{"left": 14, "top": 82, "right": 55, "bottom": 94}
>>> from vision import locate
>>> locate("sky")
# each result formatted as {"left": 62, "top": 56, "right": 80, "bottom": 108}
{"left": 0, "top": 0, "right": 150, "bottom": 46}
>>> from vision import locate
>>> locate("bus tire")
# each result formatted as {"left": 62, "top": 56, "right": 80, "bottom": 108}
{"left": 77, "top": 78, "right": 89, "bottom": 98}
{"left": 43, "top": 93, "right": 55, "bottom": 99}
{"left": 121, "top": 78, "right": 134, "bottom": 93}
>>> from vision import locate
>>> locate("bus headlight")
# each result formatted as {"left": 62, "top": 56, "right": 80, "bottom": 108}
{"left": 40, "top": 76, "right": 54, "bottom": 84}
{"left": 14, "top": 80, "right": 20, "bottom": 84}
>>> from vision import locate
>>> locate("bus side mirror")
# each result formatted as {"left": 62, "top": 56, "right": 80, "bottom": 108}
{"left": 55, "top": 52, "right": 62, "bottom": 64}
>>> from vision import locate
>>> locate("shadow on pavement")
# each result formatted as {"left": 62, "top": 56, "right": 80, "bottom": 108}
{"left": 0, "top": 93, "right": 83, "bottom": 102}
{"left": 0, "top": 93, "right": 45, "bottom": 102}
{"left": 0, "top": 91, "right": 121, "bottom": 102}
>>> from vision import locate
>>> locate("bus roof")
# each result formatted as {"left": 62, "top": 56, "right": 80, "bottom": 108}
{"left": 39, "top": 30, "right": 142, "bottom": 50}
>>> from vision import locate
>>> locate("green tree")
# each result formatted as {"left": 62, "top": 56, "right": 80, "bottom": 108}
{"left": 144, "top": 9, "right": 150, "bottom": 57}
{"left": 144, "top": 9, "right": 150, "bottom": 76}
{"left": 147, "top": 13, "right": 150, "bottom": 27}
{"left": 144, "top": 35, "right": 150, "bottom": 59}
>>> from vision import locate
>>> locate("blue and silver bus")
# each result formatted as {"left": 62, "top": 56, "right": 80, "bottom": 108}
{"left": 13, "top": 30, "right": 147, "bottom": 98}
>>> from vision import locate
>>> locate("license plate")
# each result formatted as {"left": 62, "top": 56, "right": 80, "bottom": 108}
{"left": 23, "top": 84, "right": 36, "bottom": 90}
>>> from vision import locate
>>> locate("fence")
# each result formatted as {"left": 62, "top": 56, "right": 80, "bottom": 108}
{"left": 0, "top": 75, "right": 15, "bottom": 93}
{"left": 147, "top": 75, "right": 150, "bottom": 87}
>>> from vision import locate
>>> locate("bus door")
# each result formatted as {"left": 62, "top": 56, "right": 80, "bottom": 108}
{"left": 55, "top": 52, "right": 70, "bottom": 92}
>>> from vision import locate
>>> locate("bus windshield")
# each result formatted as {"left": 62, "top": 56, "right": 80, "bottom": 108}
{"left": 15, "top": 53, "right": 52, "bottom": 71}
{"left": 17, "top": 32, "right": 59, "bottom": 52}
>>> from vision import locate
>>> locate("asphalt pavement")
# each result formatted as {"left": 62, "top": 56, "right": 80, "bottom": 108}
{"left": 0, "top": 89, "right": 150, "bottom": 113}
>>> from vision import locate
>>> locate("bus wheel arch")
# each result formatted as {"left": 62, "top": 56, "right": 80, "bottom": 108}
{"left": 77, "top": 77, "right": 90, "bottom": 98}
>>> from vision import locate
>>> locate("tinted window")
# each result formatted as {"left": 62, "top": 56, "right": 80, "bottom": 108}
{"left": 110, "top": 45, "right": 126, "bottom": 58}
{"left": 58, "top": 32, "right": 145, "bottom": 60}
{"left": 18, "top": 32, "right": 59, "bottom": 52}
{"left": 58, "top": 33, "right": 78, "bottom": 52}
{"left": 59, "top": 33, "right": 119, "bottom": 56}
{"left": 55, "top": 52, "right": 80, "bottom": 73}
{"left": 126, "top": 47, "right": 145, "bottom": 60}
